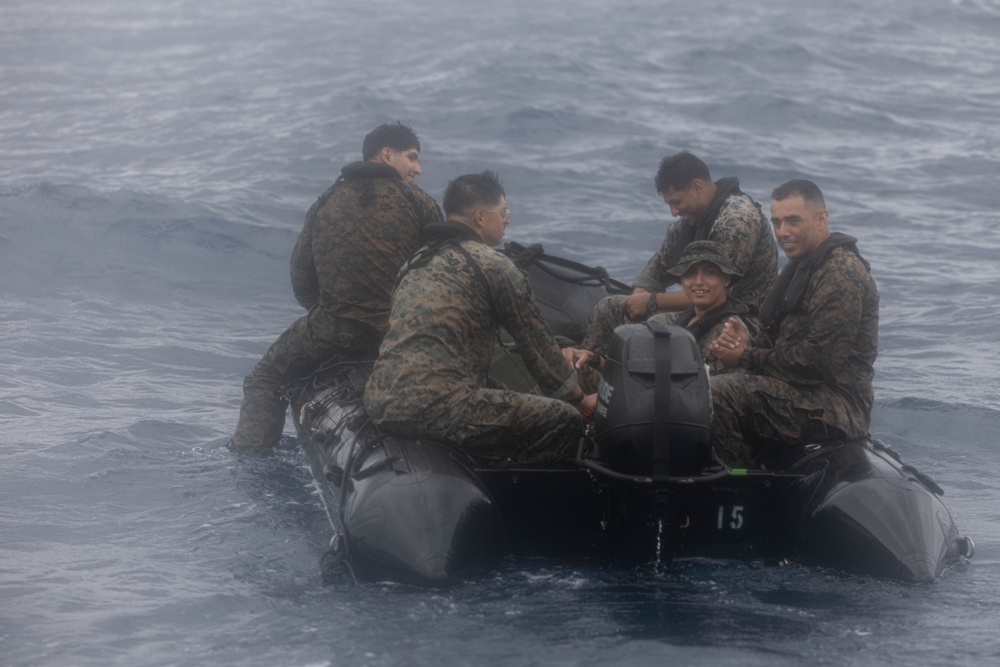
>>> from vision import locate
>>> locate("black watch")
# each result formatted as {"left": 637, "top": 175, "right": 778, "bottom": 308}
{"left": 646, "top": 293, "right": 658, "bottom": 317}
{"left": 739, "top": 347, "right": 754, "bottom": 369}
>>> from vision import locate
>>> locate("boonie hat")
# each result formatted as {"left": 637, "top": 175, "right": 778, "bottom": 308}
{"left": 666, "top": 240, "right": 742, "bottom": 284}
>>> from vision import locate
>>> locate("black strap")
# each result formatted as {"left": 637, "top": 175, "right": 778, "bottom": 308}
{"left": 649, "top": 321, "right": 672, "bottom": 481}
{"left": 759, "top": 232, "right": 869, "bottom": 337}
{"left": 450, "top": 240, "right": 500, "bottom": 336}
{"left": 502, "top": 241, "right": 630, "bottom": 293}
{"left": 397, "top": 237, "right": 502, "bottom": 342}
{"left": 671, "top": 297, "right": 750, "bottom": 342}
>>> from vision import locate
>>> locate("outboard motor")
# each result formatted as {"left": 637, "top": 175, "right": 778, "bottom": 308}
{"left": 594, "top": 322, "right": 713, "bottom": 479}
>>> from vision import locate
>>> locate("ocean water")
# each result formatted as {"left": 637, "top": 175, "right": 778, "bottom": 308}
{"left": 2, "top": 0, "right": 999, "bottom": 665}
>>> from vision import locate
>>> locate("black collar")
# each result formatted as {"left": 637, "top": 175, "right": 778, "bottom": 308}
{"left": 759, "top": 232, "right": 869, "bottom": 336}
{"left": 422, "top": 220, "right": 484, "bottom": 244}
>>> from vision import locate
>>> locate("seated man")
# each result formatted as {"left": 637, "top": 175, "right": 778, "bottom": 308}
{"left": 710, "top": 179, "right": 879, "bottom": 467}
{"left": 364, "top": 171, "right": 596, "bottom": 464}
{"left": 564, "top": 240, "right": 756, "bottom": 381}
{"left": 580, "top": 151, "right": 777, "bottom": 356}
{"left": 232, "top": 122, "right": 442, "bottom": 451}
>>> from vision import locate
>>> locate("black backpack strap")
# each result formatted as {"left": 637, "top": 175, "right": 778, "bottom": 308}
{"left": 450, "top": 241, "right": 501, "bottom": 340}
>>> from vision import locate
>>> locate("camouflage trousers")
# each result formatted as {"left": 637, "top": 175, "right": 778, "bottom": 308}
{"left": 709, "top": 373, "right": 849, "bottom": 467}
{"left": 378, "top": 388, "right": 585, "bottom": 465}
{"left": 232, "top": 309, "right": 378, "bottom": 451}
{"left": 580, "top": 295, "right": 628, "bottom": 356}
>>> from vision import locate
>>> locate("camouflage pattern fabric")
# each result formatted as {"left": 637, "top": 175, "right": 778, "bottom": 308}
{"left": 581, "top": 192, "right": 777, "bottom": 354}
{"left": 709, "top": 246, "right": 879, "bottom": 467}
{"left": 289, "top": 162, "right": 443, "bottom": 343}
{"left": 364, "top": 236, "right": 584, "bottom": 463}
{"left": 634, "top": 192, "right": 778, "bottom": 312}
{"left": 579, "top": 294, "right": 627, "bottom": 356}
{"left": 232, "top": 163, "right": 442, "bottom": 450}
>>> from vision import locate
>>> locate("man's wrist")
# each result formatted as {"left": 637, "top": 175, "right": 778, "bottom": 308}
{"left": 646, "top": 293, "right": 658, "bottom": 317}
{"left": 739, "top": 346, "right": 754, "bottom": 370}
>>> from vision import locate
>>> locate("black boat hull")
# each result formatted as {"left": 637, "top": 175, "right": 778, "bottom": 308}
{"left": 292, "top": 364, "right": 966, "bottom": 584}
{"left": 289, "top": 244, "right": 970, "bottom": 585}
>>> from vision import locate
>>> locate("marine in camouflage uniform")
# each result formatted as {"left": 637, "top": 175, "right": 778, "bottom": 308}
{"left": 709, "top": 180, "right": 879, "bottom": 467}
{"left": 364, "top": 173, "right": 588, "bottom": 464}
{"left": 651, "top": 305, "right": 755, "bottom": 376}
{"left": 646, "top": 240, "right": 758, "bottom": 375}
{"left": 233, "top": 124, "right": 442, "bottom": 451}
{"left": 574, "top": 240, "right": 757, "bottom": 391}
{"left": 580, "top": 152, "right": 777, "bottom": 355}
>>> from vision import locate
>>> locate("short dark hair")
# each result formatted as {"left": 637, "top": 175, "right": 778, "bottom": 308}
{"left": 362, "top": 122, "right": 421, "bottom": 161}
{"left": 654, "top": 151, "right": 712, "bottom": 195}
{"left": 771, "top": 179, "right": 826, "bottom": 209}
{"left": 442, "top": 171, "right": 506, "bottom": 217}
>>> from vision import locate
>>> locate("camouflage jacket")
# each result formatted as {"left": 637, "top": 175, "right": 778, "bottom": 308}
{"left": 742, "top": 246, "right": 879, "bottom": 435}
{"left": 634, "top": 180, "right": 778, "bottom": 316}
{"left": 289, "top": 161, "right": 442, "bottom": 349}
{"left": 364, "top": 224, "right": 579, "bottom": 426}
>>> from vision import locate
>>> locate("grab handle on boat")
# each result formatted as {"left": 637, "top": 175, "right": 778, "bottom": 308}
{"left": 574, "top": 436, "right": 730, "bottom": 484}
{"left": 957, "top": 536, "right": 975, "bottom": 559}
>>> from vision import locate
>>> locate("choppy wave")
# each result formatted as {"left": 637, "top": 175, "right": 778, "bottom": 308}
{"left": 1, "top": 182, "right": 296, "bottom": 301}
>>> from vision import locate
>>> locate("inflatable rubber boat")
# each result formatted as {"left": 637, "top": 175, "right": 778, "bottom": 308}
{"left": 289, "top": 242, "right": 973, "bottom": 585}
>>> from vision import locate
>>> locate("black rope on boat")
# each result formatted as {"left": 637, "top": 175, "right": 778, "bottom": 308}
{"left": 870, "top": 438, "right": 945, "bottom": 496}
{"left": 573, "top": 435, "right": 732, "bottom": 484}
{"left": 326, "top": 404, "right": 370, "bottom": 584}
{"left": 577, "top": 457, "right": 732, "bottom": 484}
{"left": 503, "top": 241, "right": 628, "bottom": 292}
{"left": 870, "top": 437, "right": 903, "bottom": 462}
{"left": 291, "top": 357, "right": 376, "bottom": 418}
{"left": 320, "top": 534, "right": 359, "bottom": 585}
{"left": 289, "top": 356, "right": 385, "bottom": 585}
{"left": 309, "top": 401, "right": 366, "bottom": 455}
{"left": 901, "top": 464, "right": 945, "bottom": 496}
{"left": 351, "top": 456, "right": 401, "bottom": 481}
{"left": 531, "top": 256, "right": 617, "bottom": 288}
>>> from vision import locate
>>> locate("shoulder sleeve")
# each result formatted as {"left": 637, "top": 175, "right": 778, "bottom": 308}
{"left": 290, "top": 206, "right": 320, "bottom": 309}
{"left": 405, "top": 184, "right": 444, "bottom": 228}
{"left": 487, "top": 252, "right": 578, "bottom": 399}
{"left": 751, "top": 251, "right": 872, "bottom": 383}
{"left": 633, "top": 222, "right": 684, "bottom": 292}
{"left": 707, "top": 196, "right": 767, "bottom": 276}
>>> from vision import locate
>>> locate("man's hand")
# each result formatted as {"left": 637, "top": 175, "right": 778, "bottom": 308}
{"left": 577, "top": 393, "right": 598, "bottom": 420}
{"left": 563, "top": 347, "right": 597, "bottom": 370}
{"left": 711, "top": 317, "right": 749, "bottom": 368}
{"left": 622, "top": 290, "right": 652, "bottom": 321}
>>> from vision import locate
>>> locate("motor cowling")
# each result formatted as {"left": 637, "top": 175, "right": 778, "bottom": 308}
{"left": 594, "top": 322, "right": 713, "bottom": 478}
